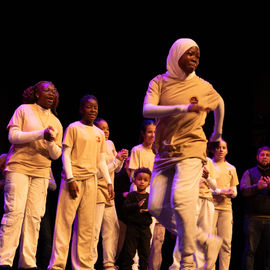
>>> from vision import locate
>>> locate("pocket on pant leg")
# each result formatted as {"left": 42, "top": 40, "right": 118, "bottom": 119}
{"left": 1, "top": 174, "right": 28, "bottom": 227}
{"left": 1, "top": 180, "right": 17, "bottom": 226}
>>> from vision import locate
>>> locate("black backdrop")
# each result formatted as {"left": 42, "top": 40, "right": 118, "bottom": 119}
{"left": 1, "top": 4, "right": 270, "bottom": 269}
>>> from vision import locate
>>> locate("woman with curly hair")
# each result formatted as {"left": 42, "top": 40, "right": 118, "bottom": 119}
{"left": 0, "top": 81, "right": 63, "bottom": 270}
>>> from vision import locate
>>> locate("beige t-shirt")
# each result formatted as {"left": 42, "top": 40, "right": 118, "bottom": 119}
{"left": 144, "top": 74, "right": 221, "bottom": 170}
{"left": 212, "top": 160, "right": 239, "bottom": 211}
{"left": 129, "top": 144, "right": 155, "bottom": 172}
{"left": 5, "top": 103, "right": 63, "bottom": 179}
{"left": 62, "top": 121, "right": 107, "bottom": 180}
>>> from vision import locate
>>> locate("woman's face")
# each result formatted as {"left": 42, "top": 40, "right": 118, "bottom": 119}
{"left": 80, "top": 98, "right": 98, "bottom": 126}
{"left": 96, "top": 120, "right": 110, "bottom": 140}
{"left": 213, "top": 140, "right": 228, "bottom": 161}
{"left": 178, "top": 46, "right": 200, "bottom": 75}
{"left": 142, "top": 123, "right": 156, "bottom": 146}
{"left": 36, "top": 82, "right": 57, "bottom": 109}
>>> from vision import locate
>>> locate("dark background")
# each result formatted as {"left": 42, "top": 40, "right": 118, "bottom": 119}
{"left": 1, "top": 4, "right": 270, "bottom": 269}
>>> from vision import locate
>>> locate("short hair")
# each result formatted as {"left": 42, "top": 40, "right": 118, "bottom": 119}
{"left": 257, "top": 146, "right": 270, "bottom": 156}
{"left": 79, "top": 94, "right": 98, "bottom": 112}
{"left": 134, "top": 167, "right": 152, "bottom": 179}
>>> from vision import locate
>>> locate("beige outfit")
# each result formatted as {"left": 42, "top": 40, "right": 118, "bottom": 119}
{"left": 145, "top": 73, "right": 221, "bottom": 269}
{"left": 0, "top": 103, "right": 62, "bottom": 268}
{"left": 212, "top": 160, "right": 239, "bottom": 270}
{"left": 49, "top": 121, "right": 106, "bottom": 270}
{"left": 170, "top": 157, "right": 218, "bottom": 270}
{"left": 129, "top": 144, "right": 155, "bottom": 173}
{"left": 92, "top": 139, "right": 123, "bottom": 268}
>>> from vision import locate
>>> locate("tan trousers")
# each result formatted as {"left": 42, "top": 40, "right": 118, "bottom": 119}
{"left": 0, "top": 172, "right": 48, "bottom": 268}
{"left": 169, "top": 198, "right": 215, "bottom": 270}
{"left": 148, "top": 158, "right": 203, "bottom": 270}
{"left": 148, "top": 222, "right": 166, "bottom": 270}
{"left": 92, "top": 203, "right": 119, "bottom": 268}
{"left": 48, "top": 176, "right": 97, "bottom": 270}
{"left": 212, "top": 210, "right": 233, "bottom": 270}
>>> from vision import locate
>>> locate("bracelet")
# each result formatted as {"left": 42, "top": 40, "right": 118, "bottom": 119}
{"left": 67, "top": 179, "right": 76, "bottom": 184}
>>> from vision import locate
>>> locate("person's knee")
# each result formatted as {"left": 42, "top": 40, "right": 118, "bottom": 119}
{"left": 1, "top": 210, "right": 24, "bottom": 227}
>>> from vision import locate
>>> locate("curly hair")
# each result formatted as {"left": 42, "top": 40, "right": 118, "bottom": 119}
{"left": 133, "top": 167, "right": 152, "bottom": 179}
{"left": 22, "top": 81, "right": 59, "bottom": 115}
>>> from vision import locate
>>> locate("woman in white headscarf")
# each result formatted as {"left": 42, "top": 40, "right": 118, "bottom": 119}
{"left": 143, "top": 38, "right": 225, "bottom": 270}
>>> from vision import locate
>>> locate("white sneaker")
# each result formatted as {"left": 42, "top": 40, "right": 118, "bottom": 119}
{"left": 204, "top": 234, "right": 222, "bottom": 270}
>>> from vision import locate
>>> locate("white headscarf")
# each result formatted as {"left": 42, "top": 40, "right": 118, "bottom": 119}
{"left": 166, "top": 38, "right": 199, "bottom": 80}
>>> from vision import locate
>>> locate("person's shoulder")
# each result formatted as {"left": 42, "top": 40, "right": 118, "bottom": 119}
{"left": 195, "top": 75, "right": 214, "bottom": 88}
{"left": 225, "top": 161, "right": 237, "bottom": 171}
{"left": 126, "top": 191, "right": 137, "bottom": 198}
{"left": 247, "top": 166, "right": 259, "bottom": 173}
{"left": 15, "top": 103, "right": 32, "bottom": 111}
{"left": 132, "top": 144, "right": 144, "bottom": 151}
{"left": 151, "top": 74, "right": 163, "bottom": 81}
{"left": 67, "top": 120, "right": 80, "bottom": 127}
{"left": 106, "top": 139, "right": 115, "bottom": 147}
{"left": 107, "top": 139, "right": 114, "bottom": 145}
{"left": 93, "top": 124, "right": 105, "bottom": 135}
{"left": 149, "top": 73, "right": 167, "bottom": 85}
{"left": 65, "top": 121, "right": 81, "bottom": 130}
{"left": 12, "top": 104, "right": 36, "bottom": 117}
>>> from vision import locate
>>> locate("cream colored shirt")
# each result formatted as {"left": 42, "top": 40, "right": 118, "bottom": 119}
{"left": 5, "top": 103, "right": 63, "bottom": 179}
{"left": 62, "top": 121, "right": 107, "bottom": 180}
{"left": 212, "top": 160, "right": 239, "bottom": 211}
{"left": 143, "top": 74, "right": 221, "bottom": 170}
{"left": 129, "top": 144, "right": 155, "bottom": 172}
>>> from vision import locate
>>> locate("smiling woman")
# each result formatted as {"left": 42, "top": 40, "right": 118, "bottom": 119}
{"left": 0, "top": 81, "right": 63, "bottom": 269}
{"left": 23, "top": 81, "right": 59, "bottom": 116}
{"left": 142, "top": 38, "right": 225, "bottom": 270}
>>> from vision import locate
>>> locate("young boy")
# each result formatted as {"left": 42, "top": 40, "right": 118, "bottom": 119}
{"left": 120, "top": 167, "right": 152, "bottom": 270}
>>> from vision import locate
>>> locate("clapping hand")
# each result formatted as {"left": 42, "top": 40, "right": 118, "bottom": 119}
{"left": 116, "top": 149, "right": 129, "bottom": 161}
{"left": 258, "top": 176, "right": 270, "bottom": 190}
{"left": 44, "top": 126, "right": 55, "bottom": 142}
{"left": 138, "top": 198, "right": 149, "bottom": 213}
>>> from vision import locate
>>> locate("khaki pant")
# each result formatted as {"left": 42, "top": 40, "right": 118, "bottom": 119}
{"left": 148, "top": 158, "right": 203, "bottom": 270}
{"left": 92, "top": 203, "right": 119, "bottom": 268}
{"left": 212, "top": 210, "right": 233, "bottom": 270}
{"left": 0, "top": 172, "right": 48, "bottom": 268}
{"left": 170, "top": 198, "right": 215, "bottom": 270}
{"left": 48, "top": 176, "right": 97, "bottom": 270}
{"left": 148, "top": 222, "right": 166, "bottom": 270}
